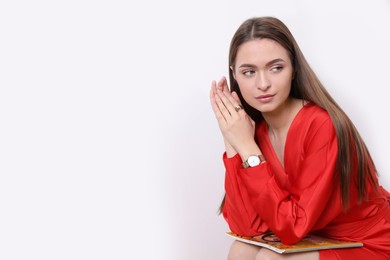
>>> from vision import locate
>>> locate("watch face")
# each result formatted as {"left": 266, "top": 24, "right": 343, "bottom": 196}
{"left": 248, "top": 155, "right": 260, "bottom": 166}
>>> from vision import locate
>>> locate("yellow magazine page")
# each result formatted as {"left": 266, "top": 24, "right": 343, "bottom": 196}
{"left": 226, "top": 231, "right": 363, "bottom": 254}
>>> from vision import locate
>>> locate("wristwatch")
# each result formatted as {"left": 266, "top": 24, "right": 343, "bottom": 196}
{"left": 242, "top": 154, "right": 265, "bottom": 168}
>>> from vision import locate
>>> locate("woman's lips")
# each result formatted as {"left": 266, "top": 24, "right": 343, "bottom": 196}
{"left": 255, "top": 94, "right": 275, "bottom": 103}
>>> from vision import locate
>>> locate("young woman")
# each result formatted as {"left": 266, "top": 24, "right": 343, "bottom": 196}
{"left": 210, "top": 17, "right": 390, "bottom": 259}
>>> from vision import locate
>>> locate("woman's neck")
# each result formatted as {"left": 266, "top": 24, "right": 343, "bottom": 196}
{"left": 262, "top": 98, "right": 304, "bottom": 138}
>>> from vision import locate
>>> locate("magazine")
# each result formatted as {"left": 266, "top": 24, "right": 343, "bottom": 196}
{"left": 226, "top": 231, "right": 363, "bottom": 254}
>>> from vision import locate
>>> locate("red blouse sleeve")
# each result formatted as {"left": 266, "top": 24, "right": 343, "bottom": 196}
{"left": 222, "top": 117, "right": 344, "bottom": 245}
{"left": 222, "top": 153, "right": 269, "bottom": 235}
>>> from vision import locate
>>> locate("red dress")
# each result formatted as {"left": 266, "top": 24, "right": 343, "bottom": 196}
{"left": 222, "top": 104, "right": 390, "bottom": 259}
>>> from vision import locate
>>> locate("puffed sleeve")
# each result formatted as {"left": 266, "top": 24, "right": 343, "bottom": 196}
{"left": 222, "top": 153, "right": 269, "bottom": 235}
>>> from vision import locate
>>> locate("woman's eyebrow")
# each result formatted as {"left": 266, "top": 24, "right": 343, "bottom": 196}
{"left": 266, "top": 58, "right": 285, "bottom": 66}
{"left": 238, "top": 58, "right": 286, "bottom": 69}
{"left": 238, "top": 63, "right": 257, "bottom": 69}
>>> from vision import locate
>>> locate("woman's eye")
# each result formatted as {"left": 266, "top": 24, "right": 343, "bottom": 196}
{"left": 243, "top": 70, "right": 255, "bottom": 76}
{"left": 271, "top": 66, "right": 283, "bottom": 72}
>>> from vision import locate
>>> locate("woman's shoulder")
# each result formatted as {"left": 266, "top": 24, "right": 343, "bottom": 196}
{"left": 256, "top": 102, "right": 333, "bottom": 135}
{"left": 284, "top": 102, "right": 335, "bottom": 140}
{"left": 299, "top": 102, "right": 332, "bottom": 125}
{"left": 288, "top": 102, "right": 337, "bottom": 149}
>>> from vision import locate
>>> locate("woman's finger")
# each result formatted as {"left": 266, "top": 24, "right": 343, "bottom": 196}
{"left": 217, "top": 76, "right": 227, "bottom": 92}
{"left": 217, "top": 89, "right": 243, "bottom": 115}
{"left": 215, "top": 89, "right": 233, "bottom": 118}
{"left": 210, "top": 82, "right": 229, "bottom": 125}
{"left": 231, "top": 91, "right": 241, "bottom": 105}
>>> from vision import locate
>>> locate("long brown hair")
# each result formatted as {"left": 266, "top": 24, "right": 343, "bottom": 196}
{"left": 219, "top": 17, "right": 377, "bottom": 213}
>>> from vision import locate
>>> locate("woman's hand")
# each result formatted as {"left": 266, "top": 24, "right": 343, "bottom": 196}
{"left": 210, "top": 77, "right": 258, "bottom": 158}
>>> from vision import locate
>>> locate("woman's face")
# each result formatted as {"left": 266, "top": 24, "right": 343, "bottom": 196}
{"left": 232, "top": 38, "right": 294, "bottom": 115}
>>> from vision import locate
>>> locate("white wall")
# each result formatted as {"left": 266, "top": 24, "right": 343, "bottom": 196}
{"left": 0, "top": 0, "right": 389, "bottom": 259}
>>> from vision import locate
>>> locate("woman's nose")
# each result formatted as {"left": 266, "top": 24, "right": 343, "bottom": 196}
{"left": 256, "top": 72, "right": 271, "bottom": 91}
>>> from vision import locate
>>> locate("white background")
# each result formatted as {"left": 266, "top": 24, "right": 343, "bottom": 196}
{"left": 0, "top": 0, "right": 389, "bottom": 259}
